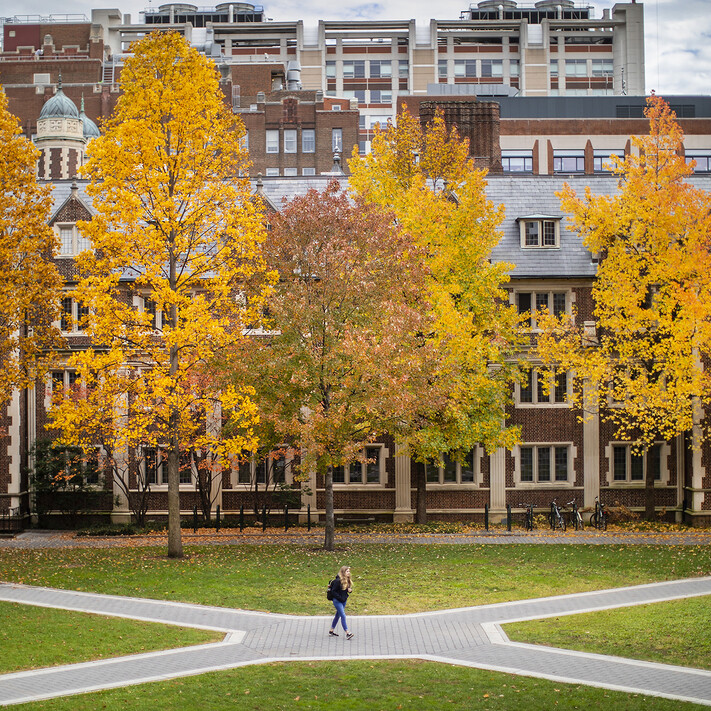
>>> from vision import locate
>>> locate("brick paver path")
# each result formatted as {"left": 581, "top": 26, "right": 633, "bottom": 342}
{"left": 1, "top": 577, "right": 710, "bottom": 706}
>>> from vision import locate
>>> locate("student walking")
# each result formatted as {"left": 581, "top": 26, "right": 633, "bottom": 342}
{"left": 328, "top": 565, "right": 354, "bottom": 640}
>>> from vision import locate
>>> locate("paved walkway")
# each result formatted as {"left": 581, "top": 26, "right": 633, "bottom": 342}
{"left": 3, "top": 528, "right": 711, "bottom": 549}
{"left": 1, "top": 577, "right": 710, "bottom": 707}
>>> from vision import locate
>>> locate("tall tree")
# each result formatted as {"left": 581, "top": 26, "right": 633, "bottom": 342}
{"left": 226, "top": 181, "right": 432, "bottom": 550}
{"left": 349, "top": 109, "right": 523, "bottom": 522}
{"left": 0, "top": 88, "right": 62, "bottom": 405}
{"left": 52, "top": 32, "right": 271, "bottom": 557}
{"left": 537, "top": 95, "right": 711, "bottom": 520}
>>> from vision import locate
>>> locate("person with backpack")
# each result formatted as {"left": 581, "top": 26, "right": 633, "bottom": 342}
{"left": 327, "top": 565, "right": 354, "bottom": 639}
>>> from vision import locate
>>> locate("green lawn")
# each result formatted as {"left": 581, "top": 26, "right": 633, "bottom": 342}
{"left": 1, "top": 543, "right": 710, "bottom": 614}
{"left": 0, "top": 602, "right": 221, "bottom": 673}
{"left": 9, "top": 660, "right": 709, "bottom": 711}
{"left": 505, "top": 596, "right": 711, "bottom": 671}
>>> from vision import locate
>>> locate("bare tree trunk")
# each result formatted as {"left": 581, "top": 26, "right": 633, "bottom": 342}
{"left": 644, "top": 448, "right": 656, "bottom": 522}
{"left": 415, "top": 464, "right": 427, "bottom": 524}
{"left": 324, "top": 462, "right": 335, "bottom": 551}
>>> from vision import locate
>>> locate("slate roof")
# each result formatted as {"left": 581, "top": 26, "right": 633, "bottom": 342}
{"left": 45, "top": 173, "right": 711, "bottom": 284}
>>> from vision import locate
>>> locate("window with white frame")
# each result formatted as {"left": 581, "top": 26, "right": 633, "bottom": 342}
{"left": 594, "top": 150, "right": 624, "bottom": 172}
{"left": 518, "top": 444, "right": 571, "bottom": 484}
{"left": 481, "top": 59, "right": 503, "bottom": 78}
{"left": 57, "top": 223, "right": 91, "bottom": 257}
{"left": 369, "top": 60, "right": 391, "bottom": 78}
{"left": 302, "top": 167, "right": 316, "bottom": 176}
{"left": 425, "top": 449, "right": 479, "bottom": 485}
{"left": 518, "top": 368, "right": 568, "bottom": 406}
{"left": 565, "top": 59, "right": 588, "bottom": 77}
{"left": 266, "top": 130, "right": 279, "bottom": 154}
{"left": 265, "top": 167, "right": 280, "bottom": 177}
{"left": 509, "top": 59, "right": 519, "bottom": 77}
{"left": 143, "top": 447, "right": 194, "bottom": 485}
{"left": 550, "top": 60, "right": 558, "bottom": 77}
{"left": 302, "top": 129, "right": 315, "bottom": 153}
{"left": 438, "top": 60, "right": 448, "bottom": 79}
{"left": 342, "top": 90, "right": 366, "bottom": 103}
{"left": 515, "top": 290, "right": 568, "bottom": 328}
{"left": 685, "top": 150, "right": 711, "bottom": 173}
{"left": 502, "top": 150, "right": 532, "bottom": 173}
{"left": 333, "top": 445, "right": 385, "bottom": 485}
{"left": 236, "top": 449, "right": 292, "bottom": 486}
{"left": 326, "top": 61, "right": 336, "bottom": 78}
{"left": 591, "top": 59, "right": 613, "bottom": 77}
{"left": 369, "top": 90, "right": 392, "bottom": 104}
{"left": 332, "top": 128, "right": 343, "bottom": 152}
{"left": 283, "top": 129, "right": 297, "bottom": 154}
{"left": 283, "top": 167, "right": 297, "bottom": 177}
{"left": 60, "top": 296, "right": 88, "bottom": 333}
{"left": 454, "top": 59, "right": 477, "bottom": 78}
{"left": 342, "top": 60, "right": 365, "bottom": 78}
{"left": 518, "top": 217, "right": 560, "bottom": 248}
{"left": 553, "top": 150, "right": 585, "bottom": 173}
{"left": 610, "top": 443, "right": 666, "bottom": 484}
{"left": 137, "top": 294, "right": 162, "bottom": 330}
{"left": 399, "top": 60, "right": 409, "bottom": 78}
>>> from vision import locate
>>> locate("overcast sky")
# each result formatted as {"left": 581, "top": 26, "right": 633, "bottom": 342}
{"left": 5, "top": 0, "right": 709, "bottom": 96}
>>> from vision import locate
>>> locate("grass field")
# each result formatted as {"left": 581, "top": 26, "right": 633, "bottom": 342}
{"left": 2, "top": 543, "right": 709, "bottom": 710}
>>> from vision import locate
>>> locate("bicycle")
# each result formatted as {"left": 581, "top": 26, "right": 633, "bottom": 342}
{"left": 518, "top": 503, "right": 534, "bottom": 531}
{"left": 589, "top": 496, "right": 608, "bottom": 531}
{"left": 549, "top": 499, "right": 566, "bottom": 532}
{"left": 566, "top": 499, "right": 584, "bottom": 531}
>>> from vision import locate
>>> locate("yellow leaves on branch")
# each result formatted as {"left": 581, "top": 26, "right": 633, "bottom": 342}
{"left": 538, "top": 95, "right": 711, "bottom": 448}
{"left": 0, "top": 89, "right": 62, "bottom": 402}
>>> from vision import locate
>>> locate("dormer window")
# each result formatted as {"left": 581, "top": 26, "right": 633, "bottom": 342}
{"left": 517, "top": 215, "right": 561, "bottom": 249}
{"left": 57, "top": 223, "right": 91, "bottom": 257}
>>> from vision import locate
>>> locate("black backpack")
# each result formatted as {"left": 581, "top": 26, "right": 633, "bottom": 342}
{"left": 326, "top": 578, "right": 338, "bottom": 601}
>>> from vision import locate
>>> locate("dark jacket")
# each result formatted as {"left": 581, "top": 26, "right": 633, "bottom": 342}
{"left": 330, "top": 577, "right": 349, "bottom": 604}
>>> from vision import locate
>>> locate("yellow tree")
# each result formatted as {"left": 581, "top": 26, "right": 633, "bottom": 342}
{"left": 0, "top": 88, "right": 62, "bottom": 405}
{"left": 350, "top": 109, "right": 523, "bottom": 522}
{"left": 49, "top": 32, "right": 271, "bottom": 557}
{"left": 537, "top": 95, "right": 711, "bottom": 520}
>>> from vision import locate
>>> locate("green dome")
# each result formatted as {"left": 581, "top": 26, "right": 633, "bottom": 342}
{"left": 39, "top": 86, "right": 79, "bottom": 120}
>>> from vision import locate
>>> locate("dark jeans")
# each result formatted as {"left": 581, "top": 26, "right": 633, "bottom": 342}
{"left": 331, "top": 599, "right": 348, "bottom": 631}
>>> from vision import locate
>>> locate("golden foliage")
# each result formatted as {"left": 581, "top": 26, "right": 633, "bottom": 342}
{"left": 0, "top": 88, "right": 62, "bottom": 403}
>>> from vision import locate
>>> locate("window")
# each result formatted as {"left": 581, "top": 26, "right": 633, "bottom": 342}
{"left": 57, "top": 224, "right": 91, "bottom": 257}
{"left": 231, "top": 85, "right": 240, "bottom": 110}
{"left": 265, "top": 168, "right": 279, "bottom": 177}
{"left": 481, "top": 59, "right": 503, "bottom": 78}
{"left": 550, "top": 60, "right": 558, "bottom": 77}
{"left": 399, "top": 60, "right": 409, "bottom": 78}
{"left": 502, "top": 150, "right": 532, "bottom": 173}
{"left": 266, "top": 130, "right": 279, "bottom": 154}
{"left": 425, "top": 449, "right": 479, "bottom": 485}
{"left": 611, "top": 443, "right": 663, "bottom": 483}
{"left": 302, "top": 167, "right": 316, "bottom": 176}
{"left": 519, "top": 445, "right": 570, "bottom": 483}
{"left": 140, "top": 295, "right": 162, "bottom": 330}
{"left": 342, "top": 60, "right": 365, "bottom": 78}
{"left": 369, "top": 90, "right": 392, "bottom": 104}
{"left": 591, "top": 59, "right": 613, "bottom": 77}
{"left": 369, "top": 60, "right": 391, "bottom": 78}
{"left": 333, "top": 446, "right": 385, "bottom": 484}
{"left": 518, "top": 368, "right": 568, "bottom": 405}
{"left": 60, "top": 296, "right": 88, "bottom": 333}
{"left": 342, "top": 90, "right": 366, "bottom": 103}
{"left": 283, "top": 129, "right": 297, "bottom": 153}
{"left": 236, "top": 450, "right": 292, "bottom": 485}
{"left": 326, "top": 61, "right": 336, "bottom": 78}
{"left": 553, "top": 151, "right": 585, "bottom": 173}
{"left": 454, "top": 60, "right": 476, "bottom": 78}
{"left": 519, "top": 217, "right": 560, "bottom": 248}
{"left": 565, "top": 59, "right": 588, "bottom": 77}
{"left": 686, "top": 150, "right": 711, "bottom": 173}
{"left": 509, "top": 59, "right": 519, "bottom": 77}
{"left": 240, "top": 130, "right": 249, "bottom": 151}
{"left": 283, "top": 167, "right": 297, "bottom": 177}
{"left": 144, "top": 447, "right": 166, "bottom": 485}
{"left": 302, "top": 129, "right": 315, "bottom": 153}
{"left": 332, "top": 128, "right": 343, "bottom": 152}
{"left": 594, "top": 150, "right": 624, "bottom": 173}
{"left": 49, "top": 370, "right": 80, "bottom": 399}
{"left": 516, "top": 290, "right": 567, "bottom": 328}
{"left": 438, "top": 60, "right": 448, "bottom": 79}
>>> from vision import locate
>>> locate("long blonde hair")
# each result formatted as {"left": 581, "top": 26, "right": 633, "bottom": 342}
{"left": 338, "top": 565, "right": 352, "bottom": 592}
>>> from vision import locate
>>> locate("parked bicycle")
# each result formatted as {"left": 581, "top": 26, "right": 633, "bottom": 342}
{"left": 589, "top": 496, "right": 608, "bottom": 531}
{"left": 549, "top": 499, "right": 566, "bottom": 532}
{"left": 518, "top": 503, "right": 534, "bottom": 531}
{"left": 566, "top": 499, "right": 584, "bottom": 531}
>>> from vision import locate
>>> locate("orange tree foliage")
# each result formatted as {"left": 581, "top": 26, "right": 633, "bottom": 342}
{"left": 225, "top": 181, "right": 433, "bottom": 550}
{"left": 349, "top": 109, "right": 524, "bottom": 521}
{"left": 49, "top": 33, "right": 272, "bottom": 556}
{"left": 0, "top": 88, "right": 62, "bottom": 405}
{"left": 537, "top": 95, "right": 711, "bottom": 518}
